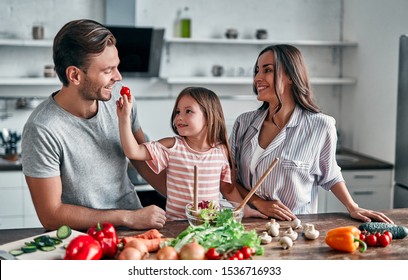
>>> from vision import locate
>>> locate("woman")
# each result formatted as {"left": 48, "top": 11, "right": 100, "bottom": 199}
{"left": 230, "top": 44, "right": 392, "bottom": 223}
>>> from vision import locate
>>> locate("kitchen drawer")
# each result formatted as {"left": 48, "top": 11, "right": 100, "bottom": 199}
{"left": 23, "top": 189, "right": 37, "bottom": 216}
{"left": 326, "top": 184, "right": 392, "bottom": 212}
{"left": 0, "top": 216, "right": 24, "bottom": 230}
{"left": 0, "top": 171, "right": 24, "bottom": 188}
{"left": 24, "top": 215, "right": 42, "bottom": 228}
{"left": 342, "top": 170, "right": 392, "bottom": 187}
{"left": 0, "top": 189, "right": 23, "bottom": 215}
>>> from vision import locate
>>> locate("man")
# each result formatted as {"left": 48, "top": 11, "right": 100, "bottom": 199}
{"left": 21, "top": 19, "right": 166, "bottom": 231}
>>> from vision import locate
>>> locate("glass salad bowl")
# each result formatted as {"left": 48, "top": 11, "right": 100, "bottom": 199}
{"left": 185, "top": 200, "right": 244, "bottom": 227}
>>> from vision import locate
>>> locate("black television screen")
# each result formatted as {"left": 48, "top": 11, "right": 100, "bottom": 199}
{"left": 106, "top": 26, "right": 164, "bottom": 77}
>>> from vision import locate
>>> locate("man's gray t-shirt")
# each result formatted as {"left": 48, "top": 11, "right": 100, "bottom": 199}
{"left": 21, "top": 90, "right": 143, "bottom": 210}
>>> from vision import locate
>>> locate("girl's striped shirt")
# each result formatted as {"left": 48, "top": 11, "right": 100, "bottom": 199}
{"left": 143, "top": 136, "right": 231, "bottom": 220}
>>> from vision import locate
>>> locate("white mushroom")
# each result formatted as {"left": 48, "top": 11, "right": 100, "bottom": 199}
{"left": 267, "top": 224, "right": 279, "bottom": 237}
{"left": 279, "top": 236, "right": 293, "bottom": 250}
{"left": 259, "top": 232, "right": 272, "bottom": 244}
{"left": 291, "top": 218, "right": 303, "bottom": 230}
{"left": 266, "top": 218, "right": 280, "bottom": 230}
{"left": 303, "top": 223, "right": 320, "bottom": 240}
{"left": 283, "top": 227, "right": 298, "bottom": 241}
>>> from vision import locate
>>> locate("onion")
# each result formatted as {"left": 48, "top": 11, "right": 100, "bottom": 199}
{"left": 156, "top": 246, "right": 179, "bottom": 260}
{"left": 117, "top": 247, "right": 144, "bottom": 260}
{"left": 123, "top": 239, "right": 149, "bottom": 259}
{"left": 179, "top": 239, "right": 206, "bottom": 260}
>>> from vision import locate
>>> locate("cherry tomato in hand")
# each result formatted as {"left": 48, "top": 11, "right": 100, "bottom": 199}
{"left": 120, "top": 86, "right": 131, "bottom": 98}
{"left": 365, "top": 234, "right": 377, "bottom": 247}
{"left": 205, "top": 248, "right": 220, "bottom": 260}
{"left": 377, "top": 234, "right": 391, "bottom": 247}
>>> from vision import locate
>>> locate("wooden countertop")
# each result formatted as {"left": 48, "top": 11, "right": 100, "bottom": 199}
{"left": 1, "top": 209, "right": 407, "bottom": 260}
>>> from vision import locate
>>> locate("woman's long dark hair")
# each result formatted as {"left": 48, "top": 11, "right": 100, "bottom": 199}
{"left": 253, "top": 45, "right": 320, "bottom": 125}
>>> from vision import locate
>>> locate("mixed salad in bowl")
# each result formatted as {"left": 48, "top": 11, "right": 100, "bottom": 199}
{"left": 185, "top": 200, "right": 243, "bottom": 227}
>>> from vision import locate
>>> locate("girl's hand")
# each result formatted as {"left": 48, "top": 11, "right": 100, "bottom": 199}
{"left": 252, "top": 199, "right": 297, "bottom": 221}
{"left": 116, "top": 92, "right": 133, "bottom": 120}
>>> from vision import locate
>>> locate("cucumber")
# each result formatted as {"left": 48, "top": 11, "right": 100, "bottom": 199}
{"left": 9, "top": 249, "right": 24, "bottom": 256}
{"left": 39, "top": 245, "right": 56, "bottom": 252}
{"left": 56, "top": 225, "right": 72, "bottom": 239}
{"left": 359, "top": 222, "right": 408, "bottom": 239}
{"left": 21, "top": 245, "right": 37, "bottom": 253}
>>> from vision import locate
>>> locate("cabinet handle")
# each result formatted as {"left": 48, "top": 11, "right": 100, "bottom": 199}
{"left": 353, "top": 175, "right": 375, "bottom": 179}
{"left": 352, "top": 191, "right": 375, "bottom": 195}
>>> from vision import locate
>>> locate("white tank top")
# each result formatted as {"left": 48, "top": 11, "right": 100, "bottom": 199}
{"left": 250, "top": 143, "right": 265, "bottom": 175}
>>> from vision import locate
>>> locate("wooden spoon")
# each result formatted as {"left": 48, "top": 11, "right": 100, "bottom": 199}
{"left": 234, "top": 157, "right": 279, "bottom": 212}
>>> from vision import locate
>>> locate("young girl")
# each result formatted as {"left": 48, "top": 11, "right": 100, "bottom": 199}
{"left": 116, "top": 87, "right": 255, "bottom": 220}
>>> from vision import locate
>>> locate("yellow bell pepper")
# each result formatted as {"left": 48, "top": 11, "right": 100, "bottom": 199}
{"left": 325, "top": 226, "right": 367, "bottom": 253}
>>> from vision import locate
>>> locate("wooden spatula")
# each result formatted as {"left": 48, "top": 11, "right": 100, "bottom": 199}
{"left": 234, "top": 158, "right": 279, "bottom": 212}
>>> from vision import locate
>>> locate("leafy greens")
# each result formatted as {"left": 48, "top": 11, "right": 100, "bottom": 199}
{"left": 166, "top": 211, "right": 263, "bottom": 255}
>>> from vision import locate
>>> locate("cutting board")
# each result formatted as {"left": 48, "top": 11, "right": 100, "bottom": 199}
{"left": 0, "top": 229, "right": 84, "bottom": 260}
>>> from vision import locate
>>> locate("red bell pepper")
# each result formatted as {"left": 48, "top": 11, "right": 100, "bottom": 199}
{"left": 64, "top": 235, "right": 102, "bottom": 260}
{"left": 87, "top": 222, "right": 118, "bottom": 258}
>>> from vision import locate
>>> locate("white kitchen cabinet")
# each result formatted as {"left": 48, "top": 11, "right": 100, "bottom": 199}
{"left": 318, "top": 170, "right": 393, "bottom": 213}
{"left": 0, "top": 171, "right": 42, "bottom": 229}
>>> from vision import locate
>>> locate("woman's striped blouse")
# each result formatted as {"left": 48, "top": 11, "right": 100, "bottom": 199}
{"left": 229, "top": 105, "right": 344, "bottom": 214}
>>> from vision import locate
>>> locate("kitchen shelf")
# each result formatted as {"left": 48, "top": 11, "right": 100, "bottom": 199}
{"left": 0, "top": 76, "right": 356, "bottom": 87}
{"left": 0, "top": 38, "right": 53, "bottom": 47}
{"left": 0, "top": 77, "right": 60, "bottom": 86}
{"left": 164, "top": 38, "right": 358, "bottom": 86}
{"left": 165, "top": 76, "right": 357, "bottom": 86}
{"left": 165, "top": 37, "right": 358, "bottom": 47}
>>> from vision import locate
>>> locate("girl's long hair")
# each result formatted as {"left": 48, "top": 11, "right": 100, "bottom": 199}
{"left": 171, "top": 87, "right": 232, "bottom": 167}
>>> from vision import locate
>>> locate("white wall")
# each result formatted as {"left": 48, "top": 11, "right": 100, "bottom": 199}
{"left": 0, "top": 0, "right": 105, "bottom": 134}
{"left": 342, "top": 0, "right": 408, "bottom": 163}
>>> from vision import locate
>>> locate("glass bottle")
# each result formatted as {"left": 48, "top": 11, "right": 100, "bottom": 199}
{"left": 173, "top": 9, "right": 181, "bottom": 37}
{"left": 180, "top": 6, "right": 191, "bottom": 38}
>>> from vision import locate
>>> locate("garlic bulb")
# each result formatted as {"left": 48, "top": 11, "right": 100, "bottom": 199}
{"left": 303, "top": 223, "right": 320, "bottom": 240}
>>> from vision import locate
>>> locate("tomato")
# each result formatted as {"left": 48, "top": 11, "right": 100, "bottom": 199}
{"left": 377, "top": 234, "right": 391, "bottom": 247}
{"left": 240, "top": 246, "right": 253, "bottom": 259}
{"left": 365, "top": 234, "right": 377, "bottom": 247}
{"left": 375, "top": 232, "right": 382, "bottom": 239}
{"left": 120, "top": 86, "right": 131, "bottom": 97}
{"left": 205, "top": 247, "right": 220, "bottom": 260}
{"left": 234, "top": 251, "right": 244, "bottom": 260}
{"left": 359, "top": 233, "right": 366, "bottom": 242}
{"left": 383, "top": 230, "right": 393, "bottom": 240}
